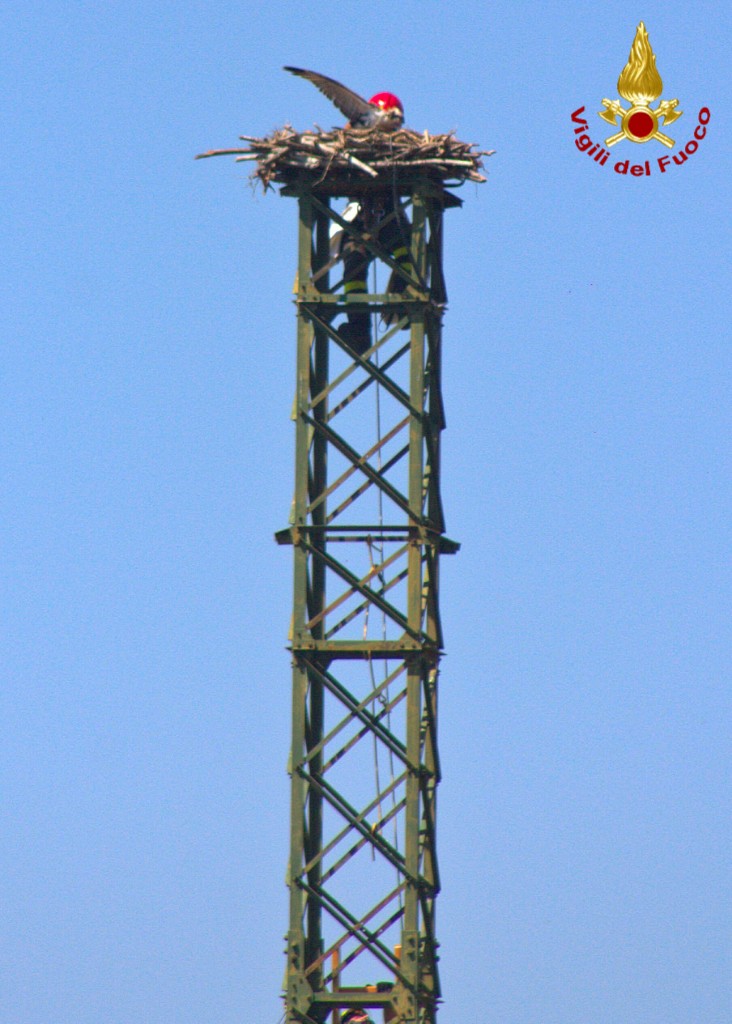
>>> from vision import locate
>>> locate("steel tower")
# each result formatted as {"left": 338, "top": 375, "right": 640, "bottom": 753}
{"left": 276, "top": 174, "right": 460, "bottom": 1024}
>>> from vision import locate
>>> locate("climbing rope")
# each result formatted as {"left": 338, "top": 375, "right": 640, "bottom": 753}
{"left": 366, "top": 259, "right": 401, "bottom": 898}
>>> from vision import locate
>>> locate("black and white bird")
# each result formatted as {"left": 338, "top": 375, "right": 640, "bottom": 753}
{"left": 284, "top": 66, "right": 404, "bottom": 131}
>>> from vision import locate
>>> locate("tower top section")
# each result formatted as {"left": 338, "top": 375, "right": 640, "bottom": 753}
{"left": 197, "top": 125, "right": 493, "bottom": 196}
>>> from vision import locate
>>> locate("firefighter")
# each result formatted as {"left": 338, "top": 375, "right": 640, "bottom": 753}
{"left": 331, "top": 192, "right": 412, "bottom": 355}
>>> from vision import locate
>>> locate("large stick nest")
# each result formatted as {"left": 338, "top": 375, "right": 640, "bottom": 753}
{"left": 197, "top": 125, "right": 493, "bottom": 190}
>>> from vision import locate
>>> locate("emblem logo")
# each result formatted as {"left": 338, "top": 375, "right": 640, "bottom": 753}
{"left": 598, "top": 22, "right": 682, "bottom": 147}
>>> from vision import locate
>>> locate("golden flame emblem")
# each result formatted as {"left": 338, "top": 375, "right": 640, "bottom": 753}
{"left": 617, "top": 22, "right": 663, "bottom": 105}
{"left": 599, "top": 22, "right": 682, "bottom": 147}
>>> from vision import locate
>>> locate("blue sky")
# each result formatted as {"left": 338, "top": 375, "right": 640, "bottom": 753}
{"left": 3, "top": 2, "right": 731, "bottom": 1023}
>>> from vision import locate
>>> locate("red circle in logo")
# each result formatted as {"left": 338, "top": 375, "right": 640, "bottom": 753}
{"left": 627, "top": 110, "right": 655, "bottom": 139}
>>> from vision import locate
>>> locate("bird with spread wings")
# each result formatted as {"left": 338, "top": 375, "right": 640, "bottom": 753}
{"left": 284, "top": 66, "right": 404, "bottom": 131}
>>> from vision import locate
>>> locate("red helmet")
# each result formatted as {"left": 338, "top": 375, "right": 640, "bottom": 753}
{"left": 369, "top": 91, "right": 403, "bottom": 114}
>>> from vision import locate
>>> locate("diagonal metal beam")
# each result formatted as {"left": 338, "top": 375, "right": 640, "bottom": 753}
{"left": 323, "top": 339, "right": 411, "bottom": 423}
{"left": 326, "top": 445, "right": 409, "bottom": 526}
{"left": 297, "top": 657, "right": 409, "bottom": 767}
{"left": 320, "top": 797, "right": 406, "bottom": 884}
{"left": 305, "top": 882, "right": 407, "bottom": 980}
{"left": 303, "top": 306, "right": 417, "bottom": 415}
{"left": 297, "top": 769, "right": 413, "bottom": 881}
{"left": 302, "top": 775, "right": 406, "bottom": 879}
{"left": 302, "top": 412, "right": 417, "bottom": 523}
{"left": 304, "top": 542, "right": 409, "bottom": 632}
{"left": 307, "top": 417, "right": 409, "bottom": 517}
{"left": 321, "top": 900, "right": 406, "bottom": 983}
{"left": 298, "top": 879, "right": 412, "bottom": 991}
{"left": 325, "top": 563, "right": 409, "bottom": 639}
{"left": 320, "top": 687, "right": 406, "bottom": 776}
{"left": 298, "top": 537, "right": 420, "bottom": 641}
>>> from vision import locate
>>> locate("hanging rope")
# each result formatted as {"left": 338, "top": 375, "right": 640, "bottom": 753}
{"left": 367, "top": 258, "right": 402, "bottom": 902}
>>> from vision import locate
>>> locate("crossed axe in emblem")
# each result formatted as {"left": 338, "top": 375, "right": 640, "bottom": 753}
{"left": 599, "top": 98, "right": 682, "bottom": 147}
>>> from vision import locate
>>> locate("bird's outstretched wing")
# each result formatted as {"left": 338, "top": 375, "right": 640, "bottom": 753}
{"left": 284, "top": 66, "right": 373, "bottom": 123}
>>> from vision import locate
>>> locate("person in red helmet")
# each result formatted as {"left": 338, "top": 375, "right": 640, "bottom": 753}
{"left": 285, "top": 66, "right": 412, "bottom": 355}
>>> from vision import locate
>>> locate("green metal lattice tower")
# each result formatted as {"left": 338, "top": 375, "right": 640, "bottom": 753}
{"left": 276, "top": 172, "right": 461, "bottom": 1024}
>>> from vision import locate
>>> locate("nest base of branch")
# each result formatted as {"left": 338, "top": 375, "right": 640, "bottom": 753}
{"left": 197, "top": 125, "right": 493, "bottom": 192}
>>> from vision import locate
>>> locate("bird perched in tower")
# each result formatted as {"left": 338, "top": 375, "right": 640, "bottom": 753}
{"left": 283, "top": 67, "right": 404, "bottom": 131}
